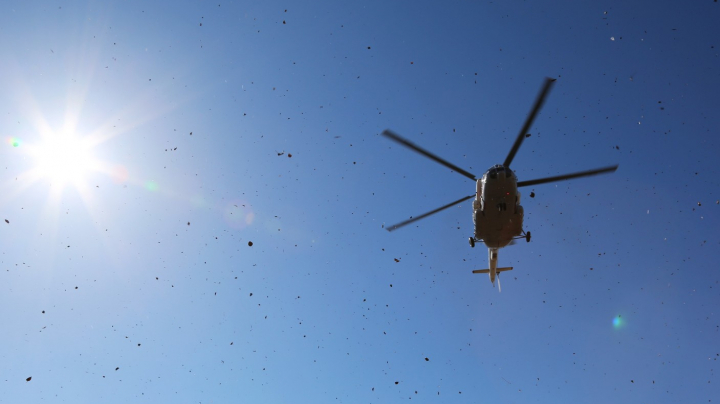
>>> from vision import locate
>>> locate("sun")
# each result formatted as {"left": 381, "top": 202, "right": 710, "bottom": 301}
{"left": 30, "top": 132, "right": 99, "bottom": 189}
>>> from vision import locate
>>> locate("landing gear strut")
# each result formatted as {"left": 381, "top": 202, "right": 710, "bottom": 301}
{"left": 469, "top": 237, "right": 475, "bottom": 248}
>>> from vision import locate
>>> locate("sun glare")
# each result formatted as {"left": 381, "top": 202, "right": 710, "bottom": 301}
{"left": 31, "top": 133, "right": 98, "bottom": 188}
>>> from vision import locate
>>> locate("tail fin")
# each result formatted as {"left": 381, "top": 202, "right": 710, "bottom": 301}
{"left": 497, "top": 267, "right": 513, "bottom": 272}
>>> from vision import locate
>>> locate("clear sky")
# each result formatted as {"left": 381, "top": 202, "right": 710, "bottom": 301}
{"left": 1, "top": 0, "right": 718, "bottom": 402}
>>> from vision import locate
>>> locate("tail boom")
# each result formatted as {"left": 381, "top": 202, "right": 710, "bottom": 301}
{"left": 472, "top": 248, "right": 512, "bottom": 288}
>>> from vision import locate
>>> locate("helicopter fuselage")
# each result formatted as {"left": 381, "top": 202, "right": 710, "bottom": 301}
{"left": 473, "top": 164, "right": 524, "bottom": 249}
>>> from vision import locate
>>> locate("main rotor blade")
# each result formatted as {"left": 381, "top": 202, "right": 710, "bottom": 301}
{"left": 382, "top": 130, "right": 477, "bottom": 181}
{"left": 503, "top": 77, "right": 556, "bottom": 168}
{"left": 386, "top": 194, "right": 474, "bottom": 232}
{"left": 517, "top": 165, "right": 618, "bottom": 188}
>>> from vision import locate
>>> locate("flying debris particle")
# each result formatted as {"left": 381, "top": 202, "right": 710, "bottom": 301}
{"left": 610, "top": 37, "right": 615, "bottom": 41}
{"left": 390, "top": 284, "right": 393, "bottom": 287}
{"left": 4, "top": 219, "right": 8, "bottom": 223}
{"left": 187, "top": 222, "right": 190, "bottom": 226}
{"left": 367, "top": 46, "right": 371, "bottom": 49}
{"left": 248, "top": 241, "right": 253, "bottom": 247}
{"left": 26, "top": 377, "right": 31, "bottom": 382}
{"left": 615, "top": 145, "right": 620, "bottom": 150}
{"left": 530, "top": 192, "right": 535, "bottom": 198}
{"left": 190, "top": 132, "right": 193, "bottom": 135}
{"left": 525, "top": 133, "right": 531, "bottom": 138}
{"left": 230, "top": 342, "right": 234, "bottom": 345}
{"left": 697, "top": 202, "right": 702, "bottom": 206}
{"left": 249, "top": 293, "right": 253, "bottom": 296}
{"left": 283, "top": 20, "right": 286, "bottom": 24}
{"left": 395, "top": 381, "right": 399, "bottom": 385}
{"left": 42, "top": 310, "right": 45, "bottom": 313}
{"left": 75, "top": 286, "right": 78, "bottom": 289}
{"left": 394, "top": 258, "right": 400, "bottom": 262}
{"left": 115, "top": 367, "right": 119, "bottom": 371}
{"left": 425, "top": 357, "right": 429, "bottom": 361}
{"left": 137, "top": 343, "right": 141, "bottom": 346}
{"left": 287, "top": 153, "right": 292, "bottom": 158}
{"left": 277, "top": 151, "right": 285, "bottom": 156}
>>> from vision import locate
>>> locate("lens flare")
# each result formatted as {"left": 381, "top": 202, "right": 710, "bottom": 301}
{"left": 223, "top": 201, "right": 254, "bottom": 229}
{"left": 112, "top": 165, "right": 129, "bottom": 184}
{"left": 145, "top": 181, "right": 158, "bottom": 192}
{"left": 612, "top": 315, "right": 623, "bottom": 329}
{"left": 8, "top": 137, "right": 21, "bottom": 147}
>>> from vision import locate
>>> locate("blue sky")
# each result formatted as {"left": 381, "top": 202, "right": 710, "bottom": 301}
{"left": 1, "top": 0, "right": 718, "bottom": 402}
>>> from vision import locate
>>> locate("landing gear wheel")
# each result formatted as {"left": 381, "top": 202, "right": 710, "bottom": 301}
{"left": 525, "top": 231, "right": 531, "bottom": 243}
{"left": 469, "top": 237, "right": 475, "bottom": 248}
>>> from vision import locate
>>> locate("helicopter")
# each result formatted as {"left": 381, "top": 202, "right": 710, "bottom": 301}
{"left": 383, "top": 78, "right": 618, "bottom": 291}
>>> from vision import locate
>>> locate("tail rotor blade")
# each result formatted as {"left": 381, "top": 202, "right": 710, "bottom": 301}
{"left": 382, "top": 130, "right": 477, "bottom": 181}
{"left": 503, "top": 78, "right": 556, "bottom": 169}
{"left": 386, "top": 194, "right": 474, "bottom": 232}
{"left": 517, "top": 165, "right": 618, "bottom": 188}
